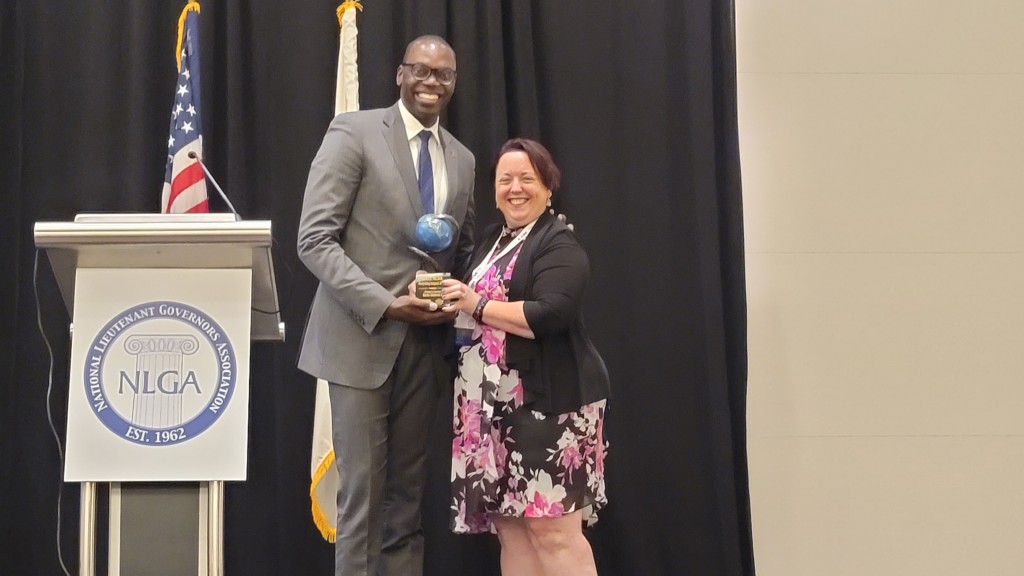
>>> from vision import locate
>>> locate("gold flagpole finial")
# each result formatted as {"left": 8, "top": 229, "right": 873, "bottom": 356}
{"left": 176, "top": 1, "right": 202, "bottom": 71}
{"left": 337, "top": 1, "right": 363, "bottom": 29}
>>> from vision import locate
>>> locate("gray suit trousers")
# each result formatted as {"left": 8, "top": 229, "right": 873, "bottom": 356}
{"left": 328, "top": 326, "right": 439, "bottom": 576}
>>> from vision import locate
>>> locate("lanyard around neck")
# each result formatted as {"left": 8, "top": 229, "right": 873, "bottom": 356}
{"left": 469, "top": 220, "right": 536, "bottom": 288}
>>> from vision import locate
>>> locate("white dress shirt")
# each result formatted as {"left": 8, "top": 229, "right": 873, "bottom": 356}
{"left": 397, "top": 99, "right": 449, "bottom": 214}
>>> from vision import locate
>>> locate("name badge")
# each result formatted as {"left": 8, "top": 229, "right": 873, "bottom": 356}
{"left": 454, "top": 311, "right": 476, "bottom": 347}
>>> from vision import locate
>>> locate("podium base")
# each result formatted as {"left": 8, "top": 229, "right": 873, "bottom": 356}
{"left": 79, "top": 481, "right": 223, "bottom": 576}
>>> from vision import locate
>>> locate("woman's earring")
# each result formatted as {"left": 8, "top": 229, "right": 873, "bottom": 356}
{"left": 546, "top": 198, "right": 552, "bottom": 207}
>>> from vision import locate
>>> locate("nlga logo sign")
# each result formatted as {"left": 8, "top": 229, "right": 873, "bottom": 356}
{"left": 84, "top": 301, "right": 238, "bottom": 446}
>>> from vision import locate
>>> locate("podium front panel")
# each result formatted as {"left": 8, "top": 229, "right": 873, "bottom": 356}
{"left": 65, "top": 268, "right": 252, "bottom": 481}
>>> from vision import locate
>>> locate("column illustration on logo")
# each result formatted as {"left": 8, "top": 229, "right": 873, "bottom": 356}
{"left": 85, "top": 302, "right": 238, "bottom": 446}
{"left": 123, "top": 334, "right": 199, "bottom": 429}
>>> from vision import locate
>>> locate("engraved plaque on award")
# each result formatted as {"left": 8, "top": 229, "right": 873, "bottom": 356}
{"left": 415, "top": 271, "right": 450, "bottom": 307}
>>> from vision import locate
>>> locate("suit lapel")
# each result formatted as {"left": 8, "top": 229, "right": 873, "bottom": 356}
{"left": 439, "top": 129, "right": 460, "bottom": 214}
{"left": 382, "top": 104, "right": 424, "bottom": 218}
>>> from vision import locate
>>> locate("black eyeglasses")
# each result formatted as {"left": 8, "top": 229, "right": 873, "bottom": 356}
{"left": 400, "top": 63, "right": 457, "bottom": 85}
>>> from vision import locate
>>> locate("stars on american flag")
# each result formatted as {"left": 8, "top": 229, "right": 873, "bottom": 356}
{"left": 166, "top": 61, "right": 201, "bottom": 152}
{"left": 170, "top": 103, "right": 197, "bottom": 122}
{"left": 165, "top": 71, "right": 192, "bottom": 156}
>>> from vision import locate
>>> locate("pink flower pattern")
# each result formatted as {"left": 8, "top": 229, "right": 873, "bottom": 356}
{"left": 450, "top": 242, "right": 608, "bottom": 534}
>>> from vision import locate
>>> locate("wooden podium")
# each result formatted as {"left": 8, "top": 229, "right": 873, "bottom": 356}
{"left": 35, "top": 213, "right": 283, "bottom": 576}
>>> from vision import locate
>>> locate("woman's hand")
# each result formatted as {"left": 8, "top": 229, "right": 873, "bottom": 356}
{"left": 441, "top": 278, "right": 479, "bottom": 314}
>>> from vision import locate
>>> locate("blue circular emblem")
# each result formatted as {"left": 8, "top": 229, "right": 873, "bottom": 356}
{"left": 84, "top": 301, "right": 237, "bottom": 446}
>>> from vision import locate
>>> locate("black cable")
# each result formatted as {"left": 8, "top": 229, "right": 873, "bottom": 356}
{"left": 250, "top": 233, "right": 293, "bottom": 316}
{"left": 34, "top": 249, "right": 72, "bottom": 576}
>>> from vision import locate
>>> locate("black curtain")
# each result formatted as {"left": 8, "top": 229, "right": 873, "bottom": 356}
{"left": 0, "top": 1, "right": 751, "bottom": 575}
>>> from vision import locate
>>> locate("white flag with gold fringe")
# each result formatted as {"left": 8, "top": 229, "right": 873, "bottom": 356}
{"left": 310, "top": 0, "right": 362, "bottom": 543}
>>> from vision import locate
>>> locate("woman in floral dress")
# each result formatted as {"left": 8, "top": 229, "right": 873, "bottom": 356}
{"left": 440, "top": 138, "right": 611, "bottom": 576}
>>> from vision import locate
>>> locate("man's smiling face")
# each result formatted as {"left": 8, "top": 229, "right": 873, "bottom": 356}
{"left": 397, "top": 40, "right": 457, "bottom": 127}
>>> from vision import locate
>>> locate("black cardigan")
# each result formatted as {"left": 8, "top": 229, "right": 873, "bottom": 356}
{"left": 466, "top": 212, "right": 610, "bottom": 414}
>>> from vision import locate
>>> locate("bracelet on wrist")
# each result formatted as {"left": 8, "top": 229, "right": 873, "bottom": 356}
{"left": 472, "top": 297, "right": 489, "bottom": 323}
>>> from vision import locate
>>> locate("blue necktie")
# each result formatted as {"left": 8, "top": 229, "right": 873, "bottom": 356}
{"left": 417, "top": 130, "right": 435, "bottom": 214}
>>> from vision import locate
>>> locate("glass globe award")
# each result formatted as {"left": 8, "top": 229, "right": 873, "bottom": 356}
{"left": 408, "top": 213, "right": 459, "bottom": 306}
{"left": 408, "top": 213, "right": 458, "bottom": 270}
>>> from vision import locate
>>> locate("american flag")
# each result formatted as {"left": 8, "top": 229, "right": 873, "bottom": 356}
{"left": 161, "top": 3, "right": 208, "bottom": 214}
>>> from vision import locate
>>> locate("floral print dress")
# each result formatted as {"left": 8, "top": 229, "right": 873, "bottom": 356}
{"left": 450, "top": 238, "right": 608, "bottom": 534}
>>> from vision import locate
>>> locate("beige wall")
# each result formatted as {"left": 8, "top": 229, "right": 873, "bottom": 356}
{"left": 738, "top": 2, "right": 1024, "bottom": 574}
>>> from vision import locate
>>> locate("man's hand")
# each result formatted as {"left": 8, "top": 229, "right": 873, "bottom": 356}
{"left": 551, "top": 209, "right": 575, "bottom": 231}
{"left": 384, "top": 295, "right": 457, "bottom": 325}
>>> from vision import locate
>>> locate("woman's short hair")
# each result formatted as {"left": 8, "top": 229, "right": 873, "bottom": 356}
{"left": 493, "top": 138, "right": 561, "bottom": 191}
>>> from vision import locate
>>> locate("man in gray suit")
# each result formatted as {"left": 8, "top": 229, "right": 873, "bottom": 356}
{"left": 297, "top": 35, "right": 475, "bottom": 576}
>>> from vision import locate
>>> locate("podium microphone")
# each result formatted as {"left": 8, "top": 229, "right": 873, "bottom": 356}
{"left": 188, "top": 151, "right": 240, "bottom": 219}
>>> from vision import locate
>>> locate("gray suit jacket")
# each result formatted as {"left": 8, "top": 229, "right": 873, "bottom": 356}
{"left": 296, "top": 103, "right": 475, "bottom": 389}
